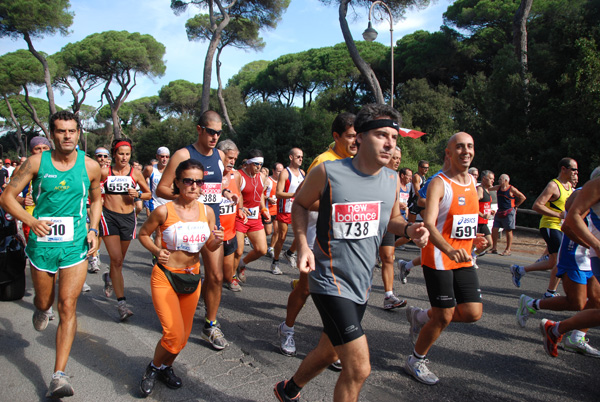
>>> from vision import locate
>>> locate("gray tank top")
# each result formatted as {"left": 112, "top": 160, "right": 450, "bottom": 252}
{"left": 309, "top": 158, "right": 397, "bottom": 304}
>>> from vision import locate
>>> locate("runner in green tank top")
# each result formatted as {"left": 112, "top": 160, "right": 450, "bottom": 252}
{"left": 0, "top": 111, "right": 102, "bottom": 399}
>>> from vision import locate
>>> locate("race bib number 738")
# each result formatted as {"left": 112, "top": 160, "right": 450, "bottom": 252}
{"left": 332, "top": 201, "right": 380, "bottom": 239}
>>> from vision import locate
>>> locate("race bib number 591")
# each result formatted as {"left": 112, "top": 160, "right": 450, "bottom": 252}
{"left": 332, "top": 201, "right": 380, "bottom": 239}
{"left": 451, "top": 214, "right": 478, "bottom": 239}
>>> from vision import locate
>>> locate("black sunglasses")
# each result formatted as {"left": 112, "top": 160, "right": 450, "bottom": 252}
{"left": 181, "top": 178, "right": 204, "bottom": 186}
{"left": 96, "top": 155, "right": 108, "bottom": 159}
{"left": 202, "top": 127, "right": 223, "bottom": 136}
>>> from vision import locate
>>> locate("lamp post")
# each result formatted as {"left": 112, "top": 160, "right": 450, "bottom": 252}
{"left": 362, "top": 1, "right": 394, "bottom": 108}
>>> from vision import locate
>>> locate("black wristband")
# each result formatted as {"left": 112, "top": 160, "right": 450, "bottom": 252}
{"left": 403, "top": 222, "right": 413, "bottom": 239}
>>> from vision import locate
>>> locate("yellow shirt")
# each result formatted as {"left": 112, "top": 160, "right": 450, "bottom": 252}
{"left": 539, "top": 178, "right": 572, "bottom": 230}
{"left": 307, "top": 146, "right": 346, "bottom": 174}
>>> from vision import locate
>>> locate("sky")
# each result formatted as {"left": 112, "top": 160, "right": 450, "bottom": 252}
{"left": 1, "top": 0, "right": 453, "bottom": 110}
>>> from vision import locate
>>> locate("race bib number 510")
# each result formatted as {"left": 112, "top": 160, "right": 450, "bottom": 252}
{"left": 332, "top": 201, "right": 380, "bottom": 239}
{"left": 451, "top": 214, "right": 478, "bottom": 239}
{"left": 37, "top": 217, "right": 74, "bottom": 242}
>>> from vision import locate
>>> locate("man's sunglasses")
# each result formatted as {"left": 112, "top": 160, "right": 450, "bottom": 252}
{"left": 202, "top": 127, "right": 223, "bottom": 136}
{"left": 96, "top": 155, "right": 108, "bottom": 159}
{"left": 181, "top": 178, "right": 204, "bottom": 186}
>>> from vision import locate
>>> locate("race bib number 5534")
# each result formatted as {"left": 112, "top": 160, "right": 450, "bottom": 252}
{"left": 332, "top": 201, "right": 380, "bottom": 239}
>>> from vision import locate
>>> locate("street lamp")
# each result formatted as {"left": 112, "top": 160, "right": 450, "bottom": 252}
{"left": 362, "top": 1, "right": 394, "bottom": 108}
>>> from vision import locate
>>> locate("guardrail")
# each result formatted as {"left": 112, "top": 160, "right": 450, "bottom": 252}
{"left": 514, "top": 208, "right": 541, "bottom": 234}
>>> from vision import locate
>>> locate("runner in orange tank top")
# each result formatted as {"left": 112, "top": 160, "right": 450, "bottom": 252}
{"left": 404, "top": 132, "right": 488, "bottom": 386}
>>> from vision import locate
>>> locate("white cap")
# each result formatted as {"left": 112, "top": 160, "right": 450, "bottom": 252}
{"left": 157, "top": 146, "right": 170, "bottom": 156}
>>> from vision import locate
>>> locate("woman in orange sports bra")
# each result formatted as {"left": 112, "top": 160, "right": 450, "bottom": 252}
{"left": 138, "top": 159, "right": 223, "bottom": 397}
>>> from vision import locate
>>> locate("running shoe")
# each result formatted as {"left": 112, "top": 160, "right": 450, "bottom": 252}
{"left": 562, "top": 336, "right": 600, "bottom": 358}
{"left": 47, "top": 306, "right": 56, "bottom": 321}
{"left": 398, "top": 260, "right": 410, "bottom": 284}
{"left": 117, "top": 302, "right": 134, "bottom": 321}
{"left": 406, "top": 306, "right": 425, "bottom": 345}
{"left": 46, "top": 371, "right": 74, "bottom": 398}
{"left": 278, "top": 322, "right": 296, "bottom": 356}
{"left": 516, "top": 294, "right": 535, "bottom": 327}
{"left": 271, "top": 261, "right": 283, "bottom": 275}
{"left": 542, "top": 291, "right": 560, "bottom": 299}
{"left": 158, "top": 366, "right": 182, "bottom": 389}
{"left": 290, "top": 279, "right": 299, "bottom": 290}
{"left": 383, "top": 294, "right": 407, "bottom": 310}
{"left": 33, "top": 308, "right": 50, "bottom": 332}
{"left": 224, "top": 277, "right": 242, "bottom": 292}
{"left": 140, "top": 363, "right": 159, "bottom": 397}
{"left": 236, "top": 263, "right": 247, "bottom": 283}
{"left": 273, "top": 380, "right": 300, "bottom": 402}
{"left": 404, "top": 356, "right": 439, "bottom": 385}
{"left": 82, "top": 282, "right": 91, "bottom": 293}
{"left": 330, "top": 359, "right": 342, "bottom": 371}
{"left": 88, "top": 256, "right": 100, "bottom": 273}
{"left": 244, "top": 236, "right": 250, "bottom": 246}
{"left": 267, "top": 247, "right": 275, "bottom": 259}
{"left": 376, "top": 255, "right": 382, "bottom": 268}
{"left": 510, "top": 264, "right": 523, "bottom": 288}
{"left": 540, "top": 318, "right": 563, "bottom": 357}
{"left": 284, "top": 251, "right": 297, "bottom": 268}
{"left": 102, "top": 271, "right": 113, "bottom": 297}
{"left": 202, "top": 324, "right": 229, "bottom": 350}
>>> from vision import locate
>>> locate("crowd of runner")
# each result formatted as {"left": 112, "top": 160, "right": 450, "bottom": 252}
{"left": 0, "top": 107, "right": 597, "bottom": 401}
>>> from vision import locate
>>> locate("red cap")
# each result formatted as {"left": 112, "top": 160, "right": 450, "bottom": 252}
{"left": 4, "top": 159, "right": 10, "bottom": 164}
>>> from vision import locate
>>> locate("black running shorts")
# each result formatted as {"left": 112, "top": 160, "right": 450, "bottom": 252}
{"left": 422, "top": 266, "right": 482, "bottom": 308}
{"left": 311, "top": 293, "right": 367, "bottom": 346}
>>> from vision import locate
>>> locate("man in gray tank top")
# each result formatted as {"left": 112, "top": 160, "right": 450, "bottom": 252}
{"left": 274, "top": 104, "right": 429, "bottom": 402}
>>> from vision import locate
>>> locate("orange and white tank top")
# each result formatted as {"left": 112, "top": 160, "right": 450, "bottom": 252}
{"left": 266, "top": 176, "right": 277, "bottom": 216}
{"left": 160, "top": 201, "right": 210, "bottom": 253}
{"left": 421, "top": 173, "right": 479, "bottom": 270}
{"left": 219, "top": 171, "right": 240, "bottom": 241}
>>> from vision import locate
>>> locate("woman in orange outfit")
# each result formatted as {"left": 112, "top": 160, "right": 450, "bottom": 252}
{"left": 138, "top": 159, "right": 223, "bottom": 397}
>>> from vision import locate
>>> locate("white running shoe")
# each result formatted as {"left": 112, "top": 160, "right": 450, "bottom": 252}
{"left": 562, "top": 335, "right": 600, "bottom": 358}
{"left": 398, "top": 260, "right": 410, "bottom": 284}
{"left": 82, "top": 282, "right": 91, "bottom": 292}
{"left": 278, "top": 322, "right": 296, "bottom": 356}
{"left": 406, "top": 306, "right": 425, "bottom": 345}
{"left": 284, "top": 251, "right": 297, "bottom": 268}
{"left": 404, "top": 356, "right": 439, "bottom": 385}
{"left": 267, "top": 247, "right": 275, "bottom": 259}
{"left": 88, "top": 256, "right": 100, "bottom": 273}
{"left": 516, "top": 294, "right": 536, "bottom": 327}
{"left": 271, "top": 261, "right": 283, "bottom": 275}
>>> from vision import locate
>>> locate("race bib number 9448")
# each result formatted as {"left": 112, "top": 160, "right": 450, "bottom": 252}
{"left": 332, "top": 201, "right": 380, "bottom": 239}
{"left": 451, "top": 214, "right": 478, "bottom": 239}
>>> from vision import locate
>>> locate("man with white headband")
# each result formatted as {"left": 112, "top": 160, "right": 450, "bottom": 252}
{"left": 271, "top": 147, "right": 305, "bottom": 275}
{"left": 234, "top": 149, "right": 270, "bottom": 282}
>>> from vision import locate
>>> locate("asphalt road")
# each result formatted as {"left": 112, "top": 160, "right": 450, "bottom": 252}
{"left": 1, "top": 216, "right": 597, "bottom": 401}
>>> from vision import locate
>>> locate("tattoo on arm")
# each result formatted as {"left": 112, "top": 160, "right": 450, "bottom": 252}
{"left": 8, "top": 158, "right": 32, "bottom": 188}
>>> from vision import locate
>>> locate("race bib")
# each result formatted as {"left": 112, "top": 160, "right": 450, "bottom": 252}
{"left": 219, "top": 199, "right": 236, "bottom": 216}
{"left": 37, "top": 217, "right": 74, "bottom": 243}
{"left": 201, "top": 182, "right": 222, "bottom": 204}
{"left": 247, "top": 206, "right": 259, "bottom": 220}
{"left": 451, "top": 214, "right": 478, "bottom": 239}
{"left": 399, "top": 192, "right": 410, "bottom": 204}
{"left": 106, "top": 176, "right": 134, "bottom": 193}
{"left": 175, "top": 222, "right": 209, "bottom": 253}
{"left": 332, "top": 202, "right": 380, "bottom": 239}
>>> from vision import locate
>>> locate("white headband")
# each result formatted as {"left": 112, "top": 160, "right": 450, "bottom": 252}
{"left": 247, "top": 157, "right": 264, "bottom": 164}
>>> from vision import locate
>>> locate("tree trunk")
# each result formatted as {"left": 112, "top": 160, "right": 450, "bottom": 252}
{"left": 200, "top": 0, "right": 232, "bottom": 114}
{"left": 20, "top": 86, "right": 50, "bottom": 137}
{"left": 216, "top": 46, "right": 236, "bottom": 134}
{"left": 513, "top": 0, "right": 533, "bottom": 82}
{"left": 23, "top": 32, "right": 57, "bottom": 115}
{"left": 4, "top": 96, "right": 25, "bottom": 155}
{"left": 339, "top": 0, "right": 385, "bottom": 104}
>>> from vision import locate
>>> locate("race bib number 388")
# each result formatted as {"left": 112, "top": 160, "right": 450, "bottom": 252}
{"left": 201, "top": 182, "right": 222, "bottom": 204}
{"left": 332, "top": 201, "right": 380, "bottom": 239}
{"left": 451, "top": 214, "right": 478, "bottom": 239}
